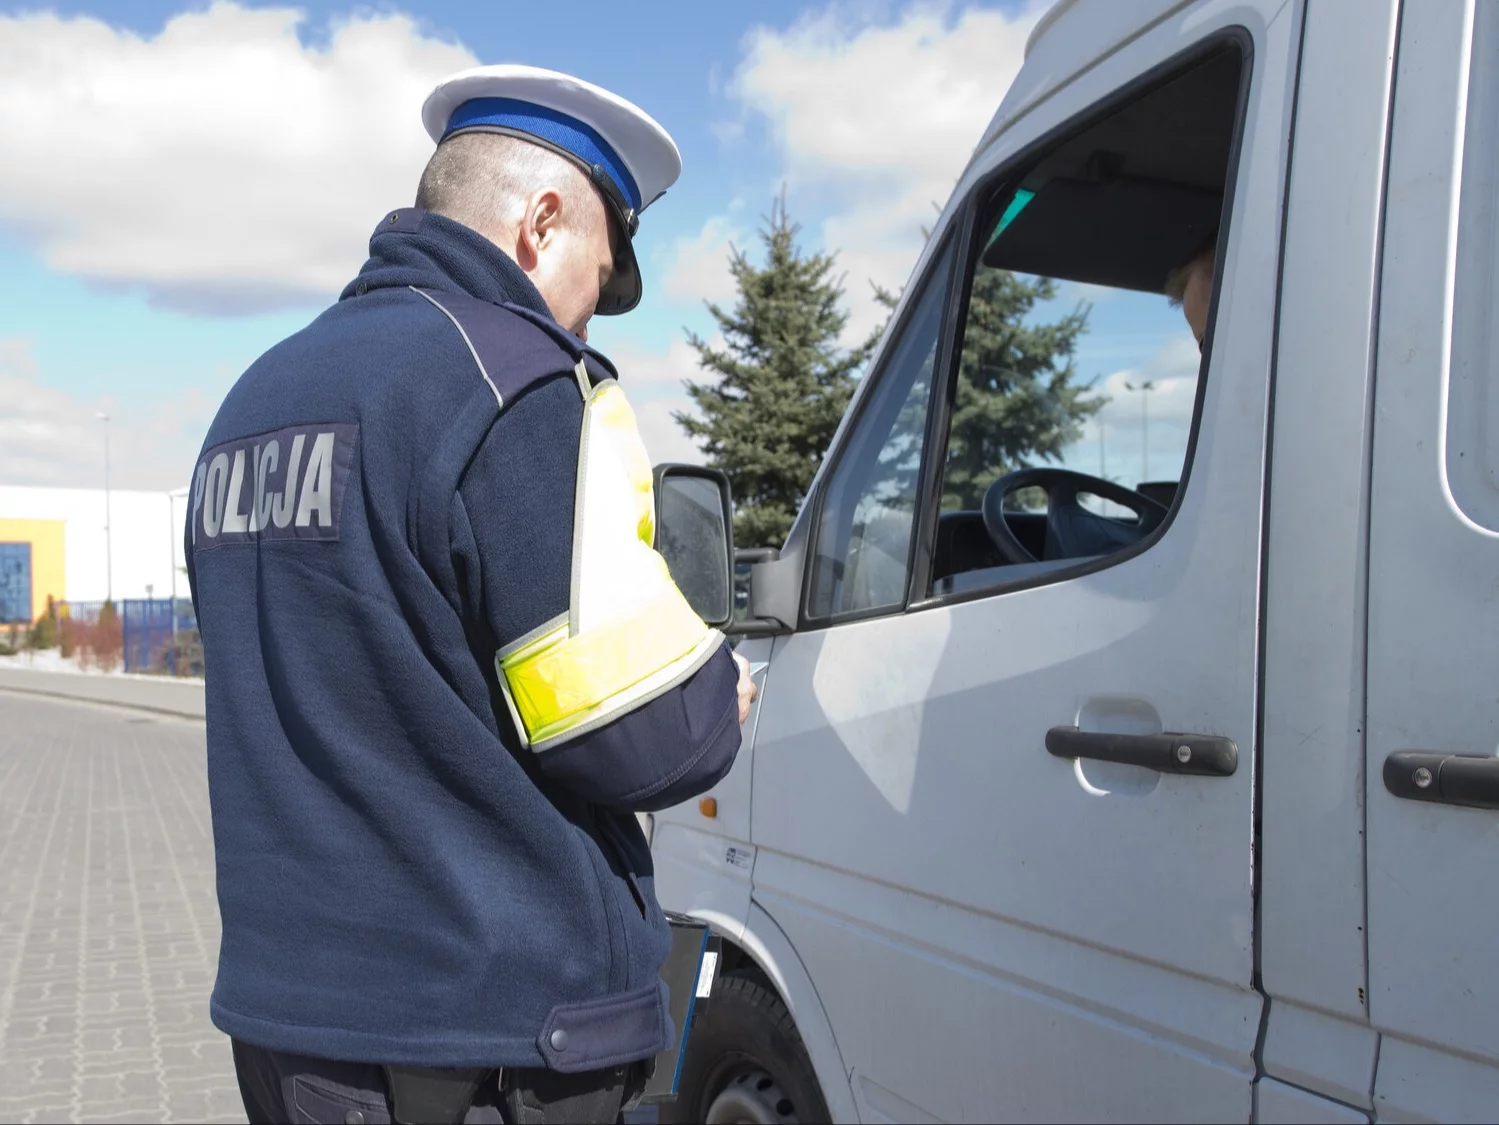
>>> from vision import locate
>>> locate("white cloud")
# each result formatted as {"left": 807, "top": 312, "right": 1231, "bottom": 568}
{"left": 633, "top": 394, "right": 706, "bottom": 467}
{"left": 0, "top": 338, "right": 226, "bottom": 489}
{"left": 0, "top": 322, "right": 715, "bottom": 487}
{"left": 662, "top": 216, "right": 747, "bottom": 306}
{"left": 0, "top": 4, "right": 475, "bottom": 314}
{"left": 604, "top": 335, "right": 720, "bottom": 466}
{"left": 821, "top": 185, "right": 945, "bottom": 340}
{"left": 607, "top": 335, "right": 714, "bottom": 391}
{"left": 1093, "top": 370, "right": 1197, "bottom": 435}
{"left": 734, "top": 3, "right": 1036, "bottom": 188}
{"left": 711, "top": 119, "right": 748, "bottom": 145}
{"left": 731, "top": 2, "right": 1044, "bottom": 336}
{"left": 1091, "top": 334, "right": 1201, "bottom": 434}
{"left": 1069, "top": 333, "right": 1202, "bottom": 485}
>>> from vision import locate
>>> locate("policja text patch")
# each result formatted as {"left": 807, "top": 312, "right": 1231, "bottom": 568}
{"left": 190, "top": 423, "right": 358, "bottom": 549}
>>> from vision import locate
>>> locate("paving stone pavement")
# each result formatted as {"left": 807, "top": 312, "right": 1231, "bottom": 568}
{"left": 0, "top": 691, "right": 244, "bottom": 1125}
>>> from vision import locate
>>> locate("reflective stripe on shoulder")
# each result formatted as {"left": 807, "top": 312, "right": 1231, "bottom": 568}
{"left": 496, "top": 375, "right": 718, "bottom": 749}
{"left": 408, "top": 287, "right": 503, "bottom": 406}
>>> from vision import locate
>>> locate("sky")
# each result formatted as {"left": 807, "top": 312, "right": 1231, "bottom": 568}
{"left": 0, "top": 0, "right": 1197, "bottom": 496}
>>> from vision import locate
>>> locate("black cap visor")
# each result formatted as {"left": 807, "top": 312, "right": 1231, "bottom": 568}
{"left": 585, "top": 162, "right": 642, "bottom": 316}
{"left": 595, "top": 233, "right": 640, "bottom": 316}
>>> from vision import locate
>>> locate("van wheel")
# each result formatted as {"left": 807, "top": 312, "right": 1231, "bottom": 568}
{"left": 661, "top": 972, "right": 830, "bottom": 1124}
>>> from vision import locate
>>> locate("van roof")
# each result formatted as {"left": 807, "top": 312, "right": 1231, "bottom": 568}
{"left": 975, "top": 0, "right": 1189, "bottom": 158}
{"left": 1024, "top": 0, "right": 1186, "bottom": 60}
{"left": 1024, "top": 0, "right": 1078, "bottom": 59}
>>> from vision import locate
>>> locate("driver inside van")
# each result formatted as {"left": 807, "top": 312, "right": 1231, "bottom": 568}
{"left": 1164, "top": 233, "right": 1216, "bottom": 350}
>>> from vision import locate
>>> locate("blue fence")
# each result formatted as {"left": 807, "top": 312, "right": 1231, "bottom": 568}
{"left": 60, "top": 600, "right": 102, "bottom": 624}
{"left": 121, "top": 599, "right": 199, "bottom": 675}
{"left": 59, "top": 598, "right": 200, "bottom": 675}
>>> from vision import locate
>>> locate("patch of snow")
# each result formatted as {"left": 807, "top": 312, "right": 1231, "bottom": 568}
{"left": 0, "top": 648, "right": 203, "bottom": 684}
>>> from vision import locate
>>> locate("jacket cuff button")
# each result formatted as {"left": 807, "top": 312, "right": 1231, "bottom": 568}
{"left": 550, "top": 1028, "right": 569, "bottom": 1051}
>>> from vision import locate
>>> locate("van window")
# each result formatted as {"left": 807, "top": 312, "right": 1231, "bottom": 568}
{"left": 1445, "top": 0, "right": 1499, "bottom": 533}
{"left": 929, "top": 44, "right": 1244, "bottom": 598}
{"left": 806, "top": 240, "right": 954, "bottom": 620}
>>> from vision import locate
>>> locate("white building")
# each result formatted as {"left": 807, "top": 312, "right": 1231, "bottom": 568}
{"left": 0, "top": 484, "right": 189, "bottom": 621}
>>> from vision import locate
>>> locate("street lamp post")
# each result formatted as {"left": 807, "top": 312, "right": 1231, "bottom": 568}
{"left": 167, "top": 486, "right": 190, "bottom": 675}
{"left": 96, "top": 412, "right": 113, "bottom": 604}
{"left": 1123, "top": 380, "right": 1156, "bottom": 482}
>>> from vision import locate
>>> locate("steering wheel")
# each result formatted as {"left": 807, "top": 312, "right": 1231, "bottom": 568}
{"left": 981, "top": 467, "right": 1170, "bottom": 565}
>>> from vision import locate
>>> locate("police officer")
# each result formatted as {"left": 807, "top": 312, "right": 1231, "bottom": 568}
{"left": 186, "top": 64, "right": 755, "bottom": 1124}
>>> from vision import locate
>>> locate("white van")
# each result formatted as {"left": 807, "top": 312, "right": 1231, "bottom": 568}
{"left": 644, "top": 0, "right": 1499, "bottom": 1121}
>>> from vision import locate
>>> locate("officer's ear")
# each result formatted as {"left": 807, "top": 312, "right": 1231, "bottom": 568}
{"left": 517, "top": 187, "right": 565, "bottom": 265}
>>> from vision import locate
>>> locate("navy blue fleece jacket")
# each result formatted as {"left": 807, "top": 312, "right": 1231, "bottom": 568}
{"left": 185, "top": 209, "right": 740, "bottom": 1071}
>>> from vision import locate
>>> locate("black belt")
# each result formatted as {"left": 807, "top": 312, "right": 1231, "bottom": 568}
{"left": 383, "top": 1062, "right": 642, "bottom": 1125}
{"left": 383, "top": 1065, "right": 489, "bottom": 1125}
{"left": 383, "top": 916, "right": 714, "bottom": 1122}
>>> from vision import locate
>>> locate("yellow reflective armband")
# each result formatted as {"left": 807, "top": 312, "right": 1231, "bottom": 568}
{"left": 496, "top": 370, "right": 721, "bottom": 751}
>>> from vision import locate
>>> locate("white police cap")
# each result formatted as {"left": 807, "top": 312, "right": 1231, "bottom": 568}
{"left": 422, "top": 65, "right": 682, "bottom": 316}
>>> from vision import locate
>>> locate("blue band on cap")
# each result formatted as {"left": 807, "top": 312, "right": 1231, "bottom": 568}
{"left": 442, "top": 97, "right": 642, "bottom": 212}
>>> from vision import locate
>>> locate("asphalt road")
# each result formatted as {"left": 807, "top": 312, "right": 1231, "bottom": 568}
{"left": 0, "top": 688, "right": 661, "bottom": 1125}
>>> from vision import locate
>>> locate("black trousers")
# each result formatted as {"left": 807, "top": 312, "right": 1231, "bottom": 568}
{"left": 231, "top": 1039, "right": 634, "bottom": 1125}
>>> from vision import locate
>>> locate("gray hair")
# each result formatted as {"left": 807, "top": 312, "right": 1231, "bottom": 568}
{"left": 415, "top": 132, "right": 600, "bottom": 237}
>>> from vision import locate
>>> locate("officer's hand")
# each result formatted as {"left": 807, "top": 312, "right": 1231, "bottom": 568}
{"left": 731, "top": 652, "right": 758, "bottom": 726}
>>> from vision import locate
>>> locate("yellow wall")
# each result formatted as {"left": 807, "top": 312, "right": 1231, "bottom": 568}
{"left": 0, "top": 519, "right": 66, "bottom": 623}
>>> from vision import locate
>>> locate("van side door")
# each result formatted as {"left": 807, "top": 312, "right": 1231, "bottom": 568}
{"left": 1365, "top": 2, "right": 1499, "bottom": 1119}
{"left": 745, "top": 4, "right": 1299, "bottom": 1121}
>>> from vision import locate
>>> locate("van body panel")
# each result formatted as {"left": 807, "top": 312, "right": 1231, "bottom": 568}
{"left": 652, "top": 0, "right": 1499, "bottom": 1120}
{"left": 1257, "top": 0, "right": 1398, "bottom": 1028}
{"left": 742, "top": 3, "right": 1296, "bottom": 1119}
{"left": 650, "top": 823, "right": 755, "bottom": 933}
{"left": 1260, "top": 1002, "right": 1378, "bottom": 1111}
{"left": 985, "top": 0, "right": 1194, "bottom": 156}
{"left": 850, "top": 1072, "right": 946, "bottom": 1125}
{"left": 1371, "top": 1037, "right": 1499, "bottom": 1125}
{"left": 735, "top": 901, "right": 860, "bottom": 1124}
{"left": 1367, "top": 0, "right": 1499, "bottom": 1109}
{"left": 647, "top": 637, "right": 772, "bottom": 932}
{"left": 1253, "top": 1078, "right": 1369, "bottom": 1125}
{"left": 754, "top": 859, "right": 1259, "bottom": 1123}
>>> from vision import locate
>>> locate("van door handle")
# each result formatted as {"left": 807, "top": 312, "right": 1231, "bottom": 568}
{"left": 1384, "top": 751, "right": 1499, "bottom": 810}
{"left": 1046, "top": 727, "right": 1238, "bottom": 777}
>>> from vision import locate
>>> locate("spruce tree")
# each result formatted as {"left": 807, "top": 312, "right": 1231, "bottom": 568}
{"left": 677, "top": 195, "right": 874, "bottom": 548}
{"left": 942, "top": 268, "right": 1098, "bottom": 510}
{"left": 874, "top": 245, "right": 1100, "bottom": 511}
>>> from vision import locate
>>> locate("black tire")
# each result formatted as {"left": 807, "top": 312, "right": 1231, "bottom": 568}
{"left": 660, "top": 971, "right": 831, "bottom": 1124}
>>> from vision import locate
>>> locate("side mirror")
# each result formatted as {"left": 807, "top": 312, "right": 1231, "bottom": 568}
{"left": 653, "top": 464, "right": 734, "bottom": 629}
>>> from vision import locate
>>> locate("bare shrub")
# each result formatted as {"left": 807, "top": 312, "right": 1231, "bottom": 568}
{"left": 92, "top": 602, "right": 123, "bottom": 673}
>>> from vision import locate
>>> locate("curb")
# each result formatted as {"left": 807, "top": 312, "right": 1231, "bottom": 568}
{"left": 0, "top": 668, "right": 206, "bottom": 721}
